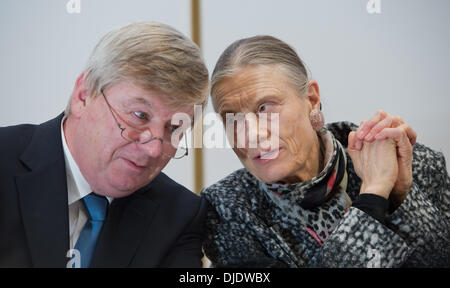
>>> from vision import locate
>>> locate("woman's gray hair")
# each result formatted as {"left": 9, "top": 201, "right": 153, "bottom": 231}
{"left": 210, "top": 35, "right": 309, "bottom": 112}
{"left": 65, "top": 21, "right": 209, "bottom": 116}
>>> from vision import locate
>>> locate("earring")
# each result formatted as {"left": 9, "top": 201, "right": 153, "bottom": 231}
{"left": 310, "top": 105, "right": 325, "bottom": 133}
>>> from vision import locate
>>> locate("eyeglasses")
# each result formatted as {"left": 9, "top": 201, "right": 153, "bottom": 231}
{"left": 100, "top": 89, "right": 188, "bottom": 160}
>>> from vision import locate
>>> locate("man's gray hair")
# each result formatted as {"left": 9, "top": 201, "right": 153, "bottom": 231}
{"left": 210, "top": 35, "right": 309, "bottom": 112}
{"left": 65, "top": 21, "right": 209, "bottom": 116}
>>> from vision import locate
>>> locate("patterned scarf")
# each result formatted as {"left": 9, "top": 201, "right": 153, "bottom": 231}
{"left": 259, "top": 129, "right": 352, "bottom": 245}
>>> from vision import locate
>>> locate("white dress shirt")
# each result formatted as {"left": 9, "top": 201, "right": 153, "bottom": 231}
{"left": 60, "top": 117, "right": 113, "bottom": 249}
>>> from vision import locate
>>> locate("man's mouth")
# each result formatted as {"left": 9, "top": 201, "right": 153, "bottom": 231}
{"left": 120, "top": 157, "right": 147, "bottom": 171}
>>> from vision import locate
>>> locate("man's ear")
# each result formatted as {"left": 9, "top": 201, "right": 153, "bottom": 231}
{"left": 69, "top": 73, "right": 91, "bottom": 118}
{"left": 305, "top": 80, "right": 321, "bottom": 111}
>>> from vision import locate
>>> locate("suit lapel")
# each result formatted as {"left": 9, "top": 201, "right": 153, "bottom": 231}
{"left": 91, "top": 187, "right": 159, "bottom": 267}
{"left": 15, "top": 113, "right": 70, "bottom": 267}
{"left": 14, "top": 113, "right": 166, "bottom": 267}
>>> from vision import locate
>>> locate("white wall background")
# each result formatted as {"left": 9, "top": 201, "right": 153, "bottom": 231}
{"left": 1, "top": 0, "right": 449, "bottom": 193}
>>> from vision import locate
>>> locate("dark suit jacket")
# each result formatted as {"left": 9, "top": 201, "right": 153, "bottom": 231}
{"left": 0, "top": 113, "right": 207, "bottom": 267}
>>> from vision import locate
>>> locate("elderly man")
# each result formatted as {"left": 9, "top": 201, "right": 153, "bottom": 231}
{"left": 0, "top": 22, "right": 209, "bottom": 267}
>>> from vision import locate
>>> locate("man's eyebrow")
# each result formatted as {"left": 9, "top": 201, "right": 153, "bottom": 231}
{"left": 125, "top": 97, "right": 153, "bottom": 108}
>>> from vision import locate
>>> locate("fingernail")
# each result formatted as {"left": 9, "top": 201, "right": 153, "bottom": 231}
{"left": 365, "top": 132, "right": 373, "bottom": 141}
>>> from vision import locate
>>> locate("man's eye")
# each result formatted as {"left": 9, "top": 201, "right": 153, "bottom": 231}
{"left": 133, "top": 111, "right": 148, "bottom": 120}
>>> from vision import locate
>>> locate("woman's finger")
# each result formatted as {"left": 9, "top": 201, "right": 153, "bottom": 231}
{"left": 348, "top": 131, "right": 357, "bottom": 151}
{"left": 349, "top": 131, "right": 363, "bottom": 151}
{"left": 374, "top": 127, "right": 402, "bottom": 141}
{"left": 364, "top": 116, "right": 393, "bottom": 142}
{"left": 404, "top": 125, "right": 417, "bottom": 145}
{"left": 347, "top": 131, "right": 361, "bottom": 165}
{"left": 385, "top": 116, "right": 416, "bottom": 145}
{"left": 374, "top": 123, "right": 417, "bottom": 146}
{"left": 374, "top": 125, "right": 412, "bottom": 155}
{"left": 357, "top": 110, "right": 387, "bottom": 140}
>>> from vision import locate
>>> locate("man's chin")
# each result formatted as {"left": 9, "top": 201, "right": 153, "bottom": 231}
{"left": 104, "top": 176, "right": 146, "bottom": 198}
{"left": 103, "top": 189, "right": 135, "bottom": 199}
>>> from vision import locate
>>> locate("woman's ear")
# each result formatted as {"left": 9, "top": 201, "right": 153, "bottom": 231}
{"left": 305, "top": 80, "right": 321, "bottom": 111}
{"left": 69, "top": 73, "right": 90, "bottom": 118}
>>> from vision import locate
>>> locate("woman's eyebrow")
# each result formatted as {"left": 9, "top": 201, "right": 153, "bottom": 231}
{"left": 253, "top": 93, "right": 281, "bottom": 105}
{"left": 219, "top": 93, "right": 279, "bottom": 115}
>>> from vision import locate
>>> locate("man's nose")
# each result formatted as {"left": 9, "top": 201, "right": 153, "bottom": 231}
{"left": 139, "top": 128, "right": 164, "bottom": 158}
{"left": 141, "top": 137, "right": 163, "bottom": 158}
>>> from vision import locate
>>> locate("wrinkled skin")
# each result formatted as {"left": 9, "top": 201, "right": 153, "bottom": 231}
{"left": 214, "top": 65, "right": 323, "bottom": 184}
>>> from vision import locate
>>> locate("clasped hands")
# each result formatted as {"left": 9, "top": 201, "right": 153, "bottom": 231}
{"left": 348, "top": 110, "right": 417, "bottom": 208}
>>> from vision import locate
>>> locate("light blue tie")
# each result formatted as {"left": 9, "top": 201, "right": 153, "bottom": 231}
{"left": 74, "top": 193, "right": 108, "bottom": 268}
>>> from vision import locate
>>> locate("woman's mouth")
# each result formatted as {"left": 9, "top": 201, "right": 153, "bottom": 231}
{"left": 253, "top": 148, "right": 282, "bottom": 163}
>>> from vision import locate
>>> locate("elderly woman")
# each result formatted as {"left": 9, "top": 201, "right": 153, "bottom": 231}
{"left": 201, "top": 36, "right": 450, "bottom": 267}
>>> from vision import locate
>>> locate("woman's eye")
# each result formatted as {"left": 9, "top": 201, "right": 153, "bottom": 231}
{"left": 258, "top": 103, "right": 271, "bottom": 113}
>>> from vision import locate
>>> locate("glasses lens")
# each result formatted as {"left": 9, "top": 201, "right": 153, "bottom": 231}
{"left": 121, "top": 125, "right": 188, "bottom": 160}
{"left": 173, "top": 146, "right": 188, "bottom": 159}
{"left": 121, "top": 128, "right": 141, "bottom": 143}
{"left": 168, "top": 134, "right": 188, "bottom": 159}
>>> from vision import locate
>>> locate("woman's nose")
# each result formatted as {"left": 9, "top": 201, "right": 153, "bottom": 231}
{"left": 246, "top": 114, "right": 272, "bottom": 149}
{"left": 256, "top": 116, "right": 273, "bottom": 150}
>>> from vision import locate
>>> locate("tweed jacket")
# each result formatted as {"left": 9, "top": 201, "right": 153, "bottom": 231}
{"left": 201, "top": 122, "right": 450, "bottom": 267}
